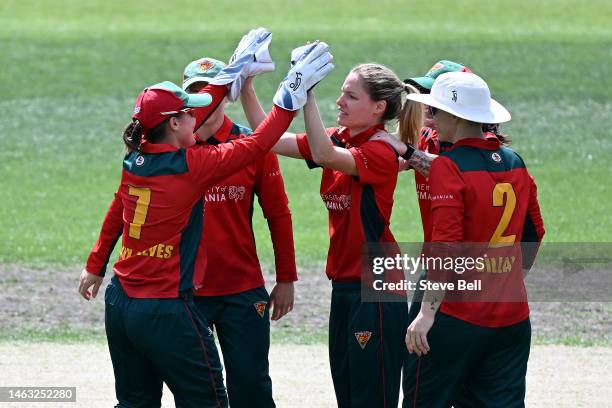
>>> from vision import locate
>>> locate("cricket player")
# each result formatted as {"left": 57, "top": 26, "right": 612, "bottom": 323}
{"left": 373, "top": 60, "right": 507, "bottom": 325}
{"left": 183, "top": 56, "right": 297, "bottom": 408}
{"left": 78, "top": 34, "right": 334, "bottom": 408}
{"left": 241, "top": 61, "right": 423, "bottom": 408}
{"left": 393, "top": 71, "right": 545, "bottom": 407}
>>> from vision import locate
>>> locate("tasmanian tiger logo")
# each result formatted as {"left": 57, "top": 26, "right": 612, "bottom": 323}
{"left": 199, "top": 60, "right": 215, "bottom": 72}
{"left": 253, "top": 301, "right": 267, "bottom": 318}
{"left": 354, "top": 331, "right": 373, "bottom": 350}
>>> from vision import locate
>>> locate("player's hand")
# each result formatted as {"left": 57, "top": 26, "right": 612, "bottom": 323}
{"left": 290, "top": 43, "right": 313, "bottom": 67}
{"left": 269, "top": 282, "right": 294, "bottom": 321}
{"left": 78, "top": 268, "right": 103, "bottom": 301}
{"left": 273, "top": 41, "right": 334, "bottom": 111}
{"left": 210, "top": 27, "right": 272, "bottom": 101}
{"left": 228, "top": 27, "right": 270, "bottom": 65}
{"left": 405, "top": 311, "right": 434, "bottom": 356}
{"left": 398, "top": 158, "right": 410, "bottom": 172}
{"left": 243, "top": 32, "right": 275, "bottom": 77}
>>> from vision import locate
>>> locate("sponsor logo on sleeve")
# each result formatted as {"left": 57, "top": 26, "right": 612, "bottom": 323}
{"left": 431, "top": 193, "right": 455, "bottom": 201}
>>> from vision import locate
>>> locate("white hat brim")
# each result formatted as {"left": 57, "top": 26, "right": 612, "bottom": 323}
{"left": 407, "top": 93, "right": 511, "bottom": 124}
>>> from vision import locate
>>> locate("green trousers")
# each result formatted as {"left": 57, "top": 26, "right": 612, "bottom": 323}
{"left": 104, "top": 276, "right": 228, "bottom": 408}
{"left": 403, "top": 312, "right": 531, "bottom": 408}
{"left": 328, "top": 281, "right": 409, "bottom": 408}
{"left": 194, "top": 286, "right": 274, "bottom": 408}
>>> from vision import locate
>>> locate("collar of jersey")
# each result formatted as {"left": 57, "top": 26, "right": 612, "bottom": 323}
{"left": 338, "top": 124, "right": 386, "bottom": 147}
{"left": 139, "top": 141, "right": 179, "bottom": 153}
{"left": 484, "top": 132, "right": 499, "bottom": 142}
{"left": 207, "top": 116, "right": 234, "bottom": 145}
{"left": 450, "top": 137, "right": 501, "bottom": 151}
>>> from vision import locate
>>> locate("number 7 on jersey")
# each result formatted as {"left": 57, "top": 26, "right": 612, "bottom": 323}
{"left": 127, "top": 186, "right": 151, "bottom": 240}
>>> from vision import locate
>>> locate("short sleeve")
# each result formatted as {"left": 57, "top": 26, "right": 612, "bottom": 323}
{"left": 296, "top": 128, "right": 339, "bottom": 169}
{"left": 295, "top": 133, "right": 314, "bottom": 161}
{"left": 349, "top": 141, "right": 398, "bottom": 185}
{"left": 429, "top": 156, "right": 465, "bottom": 210}
{"left": 429, "top": 156, "right": 465, "bottom": 243}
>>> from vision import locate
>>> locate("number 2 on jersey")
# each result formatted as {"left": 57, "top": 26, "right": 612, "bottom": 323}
{"left": 490, "top": 183, "right": 517, "bottom": 247}
{"left": 128, "top": 186, "right": 151, "bottom": 239}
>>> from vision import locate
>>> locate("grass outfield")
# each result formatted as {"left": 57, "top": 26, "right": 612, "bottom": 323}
{"left": 1, "top": 0, "right": 611, "bottom": 268}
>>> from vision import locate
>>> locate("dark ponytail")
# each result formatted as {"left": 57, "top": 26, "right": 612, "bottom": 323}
{"left": 482, "top": 123, "right": 512, "bottom": 146}
{"left": 123, "top": 120, "right": 143, "bottom": 152}
{"left": 122, "top": 116, "right": 176, "bottom": 152}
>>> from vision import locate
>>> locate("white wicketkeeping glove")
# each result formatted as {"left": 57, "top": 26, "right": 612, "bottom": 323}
{"left": 209, "top": 27, "right": 272, "bottom": 102}
{"left": 243, "top": 33, "right": 275, "bottom": 77}
{"left": 273, "top": 41, "right": 334, "bottom": 111}
{"left": 290, "top": 44, "right": 312, "bottom": 67}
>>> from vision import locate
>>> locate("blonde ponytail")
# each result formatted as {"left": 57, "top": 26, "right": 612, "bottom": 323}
{"left": 398, "top": 83, "right": 423, "bottom": 145}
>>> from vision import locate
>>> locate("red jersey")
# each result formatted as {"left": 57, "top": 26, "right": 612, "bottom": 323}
{"left": 414, "top": 127, "right": 496, "bottom": 242}
{"left": 415, "top": 127, "right": 447, "bottom": 242}
{"left": 193, "top": 117, "right": 297, "bottom": 296}
{"left": 86, "top": 85, "right": 295, "bottom": 298}
{"left": 296, "top": 125, "right": 399, "bottom": 282}
{"left": 428, "top": 137, "right": 545, "bottom": 327}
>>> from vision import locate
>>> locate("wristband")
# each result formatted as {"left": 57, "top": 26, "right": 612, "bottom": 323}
{"left": 401, "top": 143, "right": 416, "bottom": 161}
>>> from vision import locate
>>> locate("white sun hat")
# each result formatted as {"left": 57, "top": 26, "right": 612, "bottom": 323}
{"left": 406, "top": 71, "right": 511, "bottom": 124}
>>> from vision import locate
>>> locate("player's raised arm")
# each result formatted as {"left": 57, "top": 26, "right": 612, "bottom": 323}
{"left": 189, "top": 41, "right": 335, "bottom": 187}
{"left": 240, "top": 77, "right": 267, "bottom": 130}
{"left": 241, "top": 79, "right": 302, "bottom": 159}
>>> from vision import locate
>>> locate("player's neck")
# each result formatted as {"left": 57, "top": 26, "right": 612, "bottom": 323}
{"left": 348, "top": 124, "right": 375, "bottom": 137}
{"left": 196, "top": 114, "right": 225, "bottom": 141}
{"left": 452, "top": 125, "right": 484, "bottom": 143}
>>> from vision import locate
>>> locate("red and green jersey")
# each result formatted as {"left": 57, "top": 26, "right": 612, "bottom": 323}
{"left": 415, "top": 127, "right": 447, "bottom": 243}
{"left": 428, "top": 137, "right": 545, "bottom": 327}
{"left": 85, "top": 85, "right": 295, "bottom": 298}
{"left": 414, "top": 127, "right": 498, "bottom": 242}
{"left": 296, "top": 125, "right": 399, "bottom": 282}
{"left": 193, "top": 116, "right": 297, "bottom": 297}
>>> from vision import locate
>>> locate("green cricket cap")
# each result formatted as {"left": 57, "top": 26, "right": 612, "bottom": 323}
{"left": 405, "top": 60, "right": 473, "bottom": 91}
{"left": 182, "top": 57, "right": 226, "bottom": 91}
